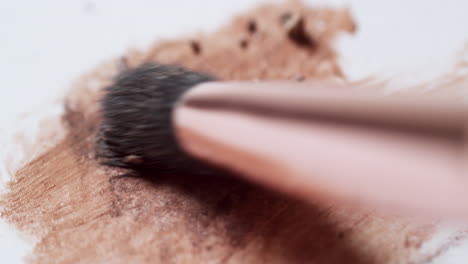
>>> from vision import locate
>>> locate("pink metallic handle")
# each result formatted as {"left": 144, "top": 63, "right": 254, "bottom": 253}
{"left": 174, "top": 81, "right": 468, "bottom": 219}
{"left": 181, "top": 81, "right": 468, "bottom": 136}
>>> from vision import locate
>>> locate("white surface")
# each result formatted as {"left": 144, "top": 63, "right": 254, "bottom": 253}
{"left": 338, "top": 0, "right": 468, "bottom": 85}
{"left": 0, "top": 0, "right": 467, "bottom": 263}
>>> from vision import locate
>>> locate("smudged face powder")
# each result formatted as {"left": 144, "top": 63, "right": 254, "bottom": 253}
{"left": 1, "top": 1, "right": 468, "bottom": 263}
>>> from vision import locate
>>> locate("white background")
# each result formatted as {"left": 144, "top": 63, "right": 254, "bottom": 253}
{"left": 1, "top": 0, "right": 468, "bottom": 263}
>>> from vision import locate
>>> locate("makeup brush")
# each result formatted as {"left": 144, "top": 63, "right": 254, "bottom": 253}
{"left": 97, "top": 63, "right": 468, "bottom": 219}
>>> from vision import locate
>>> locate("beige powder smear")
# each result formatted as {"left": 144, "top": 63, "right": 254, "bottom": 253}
{"left": 0, "top": 1, "right": 463, "bottom": 263}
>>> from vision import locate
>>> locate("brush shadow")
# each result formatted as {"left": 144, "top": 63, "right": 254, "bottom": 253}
{"left": 109, "top": 167, "right": 375, "bottom": 264}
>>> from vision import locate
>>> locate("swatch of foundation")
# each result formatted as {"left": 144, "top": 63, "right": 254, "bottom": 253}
{"left": 1, "top": 1, "right": 463, "bottom": 263}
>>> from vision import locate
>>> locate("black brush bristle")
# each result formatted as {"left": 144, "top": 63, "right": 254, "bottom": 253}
{"left": 97, "top": 63, "right": 216, "bottom": 173}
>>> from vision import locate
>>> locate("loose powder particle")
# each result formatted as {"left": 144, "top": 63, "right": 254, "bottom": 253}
{"left": 1, "top": 2, "right": 457, "bottom": 263}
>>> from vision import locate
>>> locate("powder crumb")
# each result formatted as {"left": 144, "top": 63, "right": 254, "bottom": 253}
{"left": 123, "top": 155, "right": 144, "bottom": 166}
{"left": 247, "top": 19, "right": 257, "bottom": 34}
{"left": 189, "top": 41, "right": 202, "bottom": 55}
{"left": 239, "top": 39, "right": 249, "bottom": 49}
{"left": 280, "top": 13, "right": 315, "bottom": 48}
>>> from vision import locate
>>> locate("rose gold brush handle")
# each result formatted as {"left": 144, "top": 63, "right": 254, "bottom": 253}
{"left": 174, "top": 81, "right": 468, "bottom": 219}
{"left": 183, "top": 81, "right": 468, "bottom": 135}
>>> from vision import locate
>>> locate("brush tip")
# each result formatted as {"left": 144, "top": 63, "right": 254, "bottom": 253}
{"left": 96, "top": 63, "right": 215, "bottom": 171}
